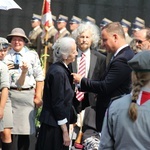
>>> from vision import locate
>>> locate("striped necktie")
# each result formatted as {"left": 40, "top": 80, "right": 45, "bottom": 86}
{"left": 76, "top": 53, "right": 86, "bottom": 101}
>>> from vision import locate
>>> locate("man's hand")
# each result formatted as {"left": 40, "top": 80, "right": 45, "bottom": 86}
{"left": 71, "top": 73, "right": 82, "bottom": 84}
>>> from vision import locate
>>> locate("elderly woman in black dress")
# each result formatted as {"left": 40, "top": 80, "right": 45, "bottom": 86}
{"left": 36, "top": 37, "right": 78, "bottom": 150}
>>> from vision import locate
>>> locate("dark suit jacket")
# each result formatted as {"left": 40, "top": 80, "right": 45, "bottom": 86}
{"left": 40, "top": 62, "right": 74, "bottom": 127}
{"left": 69, "top": 49, "right": 106, "bottom": 111}
{"left": 80, "top": 46, "right": 135, "bottom": 132}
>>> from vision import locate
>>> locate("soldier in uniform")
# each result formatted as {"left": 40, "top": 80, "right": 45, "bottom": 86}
{"left": 28, "top": 14, "right": 43, "bottom": 57}
{"left": 99, "top": 18, "right": 112, "bottom": 29}
{"left": 69, "top": 15, "right": 81, "bottom": 36}
{"left": 99, "top": 18, "right": 113, "bottom": 65}
{"left": 120, "top": 19, "right": 132, "bottom": 44}
{"left": 131, "top": 17, "right": 145, "bottom": 37}
{"left": 54, "top": 14, "right": 70, "bottom": 42}
{"left": 42, "top": 15, "right": 58, "bottom": 70}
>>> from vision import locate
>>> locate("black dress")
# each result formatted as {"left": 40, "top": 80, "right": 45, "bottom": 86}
{"left": 36, "top": 62, "right": 74, "bottom": 150}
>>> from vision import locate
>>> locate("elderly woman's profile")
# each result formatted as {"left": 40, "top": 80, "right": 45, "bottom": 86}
{"left": 36, "top": 37, "right": 78, "bottom": 150}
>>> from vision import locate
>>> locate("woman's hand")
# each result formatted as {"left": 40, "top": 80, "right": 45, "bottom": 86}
{"left": 7, "top": 63, "right": 15, "bottom": 70}
{"left": 62, "top": 131, "right": 70, "bottom": 146}
{"left": 34, "top": 96, "right": 43, "bottom": 108}
{"left": 20, "top": 62, "right": 28, "bottom": 74}
{"left": 60, "top": 124, "right": 71, "bottom": 146}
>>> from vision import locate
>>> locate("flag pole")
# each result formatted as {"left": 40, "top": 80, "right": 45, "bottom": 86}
{"left": 43, "top": 27, "right": 49, "bottom": 75}
{"left": 41, "top": 0, "right": 52, "bottom": 75}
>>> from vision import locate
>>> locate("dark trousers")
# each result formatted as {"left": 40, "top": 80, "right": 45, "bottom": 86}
{"left": 11, "top": 134, "right": 37, "bottom": 150}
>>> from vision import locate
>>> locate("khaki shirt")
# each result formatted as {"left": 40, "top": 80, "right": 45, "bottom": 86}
{"left": 4, "top": 47, "right": 44, "bottom": 88}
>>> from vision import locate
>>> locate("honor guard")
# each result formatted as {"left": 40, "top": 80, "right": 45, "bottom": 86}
{"left": 28, "top": 14, "right": 43, "bottom": 57}
{"left": 54, "top": 14, "right": 70, "bottom": 42}
{"left": 100, "top": 18, "right": 112, "bottom": 28}
{"left": 69, "top": 15, "right": 81, "bottom": 35}
{"left": 120, "top": 19, "right": 132, "bottom": 44}
{"left": 41, "top": 15, "right": 58, "bottom": 69}
{"left": 131, "top": 17, "right": 145, "bottom": 36}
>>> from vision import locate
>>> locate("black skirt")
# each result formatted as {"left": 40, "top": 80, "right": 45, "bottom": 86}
{"left": 36, "top": 123, "right": 69, "bottom": 150}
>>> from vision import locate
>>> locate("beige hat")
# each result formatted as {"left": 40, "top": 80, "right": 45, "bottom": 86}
{"left": 7, "top": 28, "right": 29, "bottom": 43}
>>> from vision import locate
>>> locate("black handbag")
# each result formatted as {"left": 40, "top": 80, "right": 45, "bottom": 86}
{"left": 70, "top": 105, "right": 77, "bottom": 124}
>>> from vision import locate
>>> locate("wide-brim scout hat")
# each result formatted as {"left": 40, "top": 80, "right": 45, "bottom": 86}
{"left": 128, "top": 50, "right": 150, "bottom": 72}
{"left": 7, "top": 28, "right": 29, "bottom": 43}
{"left": 0, "top": 37, "right": 10, "bottom": 50}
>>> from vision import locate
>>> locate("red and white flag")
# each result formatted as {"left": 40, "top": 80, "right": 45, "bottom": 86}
{"left": 41, "top": 0, "right": 52, "bottom": 27}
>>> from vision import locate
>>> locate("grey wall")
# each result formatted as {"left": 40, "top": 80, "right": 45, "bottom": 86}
{"left": 0, "top": 0, "right": 150, "bottom": 37}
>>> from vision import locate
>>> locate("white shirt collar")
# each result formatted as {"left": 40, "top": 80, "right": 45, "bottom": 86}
{"left": 77, "top": 48, "right": 90, "bottom": 57}
{"left": 114, "top": 44, "right": 128, "bottom": 57}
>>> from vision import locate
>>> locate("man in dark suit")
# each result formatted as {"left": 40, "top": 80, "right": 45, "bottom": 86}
{"left": 72, "top": 22, "right": 135, "bottom": 132}
{"left": 69, "top": 21, "right": 106, "bottom": 113}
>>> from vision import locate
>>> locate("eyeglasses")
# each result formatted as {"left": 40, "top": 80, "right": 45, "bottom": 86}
{"left": 135, "top": 39, "right": 147, "bottom": 44}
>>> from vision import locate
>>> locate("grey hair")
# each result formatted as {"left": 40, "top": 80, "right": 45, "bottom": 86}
{"left": 53, "top": 37, "right": 76, "bottom": 62}
{"left": 72, "top": 21, "right": 100, "bottom": 49}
